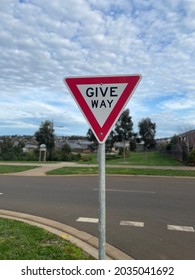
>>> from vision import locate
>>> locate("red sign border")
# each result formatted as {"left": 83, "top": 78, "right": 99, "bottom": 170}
{"left": 64, "top": 75, "right": 142, "bottom": 143}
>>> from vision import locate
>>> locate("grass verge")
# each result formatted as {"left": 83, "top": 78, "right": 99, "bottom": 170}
{"left": 47, "top": 166, "right": 98, "bottom": 175}
{"left": 106, "top": 167, "right": 195, "bottom": 177}
{"left": 0, "top": 218, "right": 93, "bottom": 260}
{"left": 46, "top": 166, "right": 195, "bottom": 177}
{"left": 0, "top": 165, "right": 39, "bottom": 174}
{"left": 79, "top": 151, "right": 183, "bottom": 166}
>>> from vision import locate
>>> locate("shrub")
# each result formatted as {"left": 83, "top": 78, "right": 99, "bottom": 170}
{"left": 188, "top": 149, "right": 195, "bottom": 166}
{"left": 80, "top": 156, "right": 92, "bottom": 162}
{"left": 118, "top": 147, "right": 129, "bottom": 156}
{"left": 71, "top": 153, "right": 81, "bottom": 161}
{"left": 23, "top": 150, "right": 38, "bottom": 161}
{"left": 106, "top": 154, "right": 121, "bottom": 160}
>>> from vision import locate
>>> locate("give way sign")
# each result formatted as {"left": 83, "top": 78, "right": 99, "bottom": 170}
{"left": 64, "top": 74, "right": 142, "bottom": 143}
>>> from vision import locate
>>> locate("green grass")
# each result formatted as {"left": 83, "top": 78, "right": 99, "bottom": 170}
{"left": 0, "top": 165, "right": 39, "bottom": 174}
{"left": 47, "top": 166, "right": 195, "bottom": 177}
{"left": 47, "top": 166, "right": 99, "bottom": 175}
{"left": 106, "top": 168, "right": 195, "bottom": 177}
{"left": 107, "top": 152, "right": 183, "bottom": 166}
{"left": 80, "top": 151, "right": 183, "bottom": 166}
{"left": 46, "top": 151, "right": 188, "bottom": 177}
{"left": 0, "top": 161, "right": 60, "bottom": 164}
{"left": 0, "top": 218, "right": 92, "bottom": 260}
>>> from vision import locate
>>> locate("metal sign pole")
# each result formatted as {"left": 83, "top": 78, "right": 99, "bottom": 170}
{"left": 64, "top": 74, "right": 141, "bottom": 260}
{"left": 98, "top": 142, "right": 106, "bottom": 260}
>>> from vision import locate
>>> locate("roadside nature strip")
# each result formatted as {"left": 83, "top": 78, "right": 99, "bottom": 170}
{"left": 46, "top": 166, "right": 195, "bottom": 177}
{"left": 0, "top": 165, "right": 39, "bottom": 174}
{"left": 0, "top": 218, "right": 92, "bottom": 260}
{"left": 1, "top": 152, "right": 194, "bottom": 177}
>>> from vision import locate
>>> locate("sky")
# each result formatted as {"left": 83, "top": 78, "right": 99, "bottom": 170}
{"left": 0, "top": 0, "right": 195, "bottom": 138}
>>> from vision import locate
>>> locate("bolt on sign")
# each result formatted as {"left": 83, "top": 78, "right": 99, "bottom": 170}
{"left": 64, "top": 75, "right": 142, "bottom": 143}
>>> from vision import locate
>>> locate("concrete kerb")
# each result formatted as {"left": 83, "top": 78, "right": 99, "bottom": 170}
{"left": 0, "top": 209, "right": 133, "bottom": 260}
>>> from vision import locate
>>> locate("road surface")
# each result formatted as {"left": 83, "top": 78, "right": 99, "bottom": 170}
{"left": 0, "top": 175, "right": 195, "bottom": 259}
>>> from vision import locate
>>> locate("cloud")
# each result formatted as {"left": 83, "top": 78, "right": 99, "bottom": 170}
{"left": 0, "top": 0, "right": 194, "bottom": 137}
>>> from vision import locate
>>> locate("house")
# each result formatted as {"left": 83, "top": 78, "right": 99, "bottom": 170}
{"left": 178, "top": 129, "right": 195, "bottom": 151}
{"left": 66, "top": 140, "right": 94, "bottom": 152}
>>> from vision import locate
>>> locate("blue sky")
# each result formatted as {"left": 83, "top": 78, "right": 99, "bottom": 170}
{"left": 0, "top": 0, "right": 194, "bottom": 138}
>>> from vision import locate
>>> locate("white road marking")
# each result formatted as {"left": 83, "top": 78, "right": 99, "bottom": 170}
{"left": 0, "top": 193, "right": 3, "bottom": 195}
{"left": 76, "top": 217, "right": 194, "bottom": 234}
{"left": 167, "top": 225, "right": 195, "bottom": 232}
{"left": 93, "top": 188, "right": 155, "bottom": 194}
{"left": 120, "top": 220, "right": 144, "bottom": 227}
{"left": 76, "top": 217, "right": 98, "bottom": 223}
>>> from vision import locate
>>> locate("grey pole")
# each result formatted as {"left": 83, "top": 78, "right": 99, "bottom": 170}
{"left": 98, "top": 142, "right": 106, "bottom": 260}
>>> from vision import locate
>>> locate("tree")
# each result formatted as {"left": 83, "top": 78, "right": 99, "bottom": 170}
{"left": 87, "top": 128, "right": 115, "bottom": 153}
{"left": 35, "top": 120, "right": 55, "bottom": 160}
{"left": 105, "top": 130, "right": 115, "bottom": 152}
{"left": 170, "top": 135, "right": 179, "bottom": 145}
{"left": 129, "top": 133, "right": 138, "bottom": 151}
{"left": 87, "top": 128, "right": 98, "bottom": 151}
{"left": 165, "top": 135, "right": 179, "bottom": 153}
{"left": 0, "top": 138, "right": 15, "bottom": 160}
{"left": 138, "top": 117, "right": 156, "bottom": 149}
{"left": 87, "top": 109, "right": 133, "bottom": 156}
{"left": 0, "top": 137, "right": 24, "bottom": 160}
{"left": 60, "top": 143, "right": 72, "bottom": 161}
{"left": 114, "top": 109, "right": 133, "bottom": 158}
{"left": 62, "top": 143, "right": 71, "bottom": 154}
{"left": 114, "top": 109, "right": 133, "bottom": 142}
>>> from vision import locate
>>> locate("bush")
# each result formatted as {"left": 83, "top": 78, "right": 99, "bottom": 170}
{"left": 166, "top": 143, "right": 172, "bottom": 152}
{"left": 71, "top": 153, "right": 81, "bottom": 161}
{"left": 50, "top": 148, "right": 80, "bottom": 162}
{"left": 188, "top": 149, "right": 195, "bottom": 166}
{"left": 51, "top": 149, "right": 63, "bottom": 161}
{"left": 23, "top": 150, "right": 38, "bottom": 161}
{"left": 106, "top": 154, "right": 121, "bottom": 160}
{"left": 80, "top": 156, "right": 92, "bottom": 162}
{"left": 62, "top": 143, "right": 71, "bottom": 154}
{"left": 118, "top": 147, "right": 129, "bottom": 156}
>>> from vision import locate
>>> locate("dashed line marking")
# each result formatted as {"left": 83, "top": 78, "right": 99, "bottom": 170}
{"left": 76, "top": 217, "right": 98, "bottom": 223}
{"left": 120, "top": 220, "right": 144, "bottom": 227}
{"left": 76, "top": 217, "right": 194, "bottom": 233}
{"left": 0, "top": 193, "right": 3, "bottom": 195}
{"left": 167, "top": 225, "right": 195, "bottom": 232}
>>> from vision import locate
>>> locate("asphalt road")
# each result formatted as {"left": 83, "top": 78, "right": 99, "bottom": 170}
{"left": 0, "top": 175, "right": 195, "bottom": 259}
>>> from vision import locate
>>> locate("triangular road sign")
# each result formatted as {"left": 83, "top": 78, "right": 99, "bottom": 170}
{"left": 64, "top": 75, "right": 142, "bottom": 143}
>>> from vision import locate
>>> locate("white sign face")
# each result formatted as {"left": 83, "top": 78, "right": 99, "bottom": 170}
{"left": 77, "top": 83, "right": 128, "bottom": 127}
{"left": 64, "top": 75, "right": 142, "bottom": 143}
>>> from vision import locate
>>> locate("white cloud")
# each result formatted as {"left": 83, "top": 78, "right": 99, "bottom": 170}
{"left": 0, "top": 0, "right": 194, "bottom": 137}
